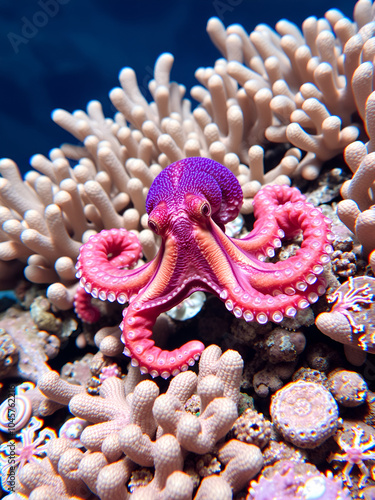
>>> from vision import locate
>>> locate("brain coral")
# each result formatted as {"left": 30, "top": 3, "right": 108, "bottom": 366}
{"left": 270, "top": 380, "right": 339, "bottom": 448}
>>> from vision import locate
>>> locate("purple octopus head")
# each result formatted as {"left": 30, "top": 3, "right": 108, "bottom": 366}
{"left": 145, "top": 157, "right": 243, "bottom": 230}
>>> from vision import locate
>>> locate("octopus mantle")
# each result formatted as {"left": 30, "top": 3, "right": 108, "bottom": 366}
{"left": 75, "top": 157, "right": 332, "bottom": 378}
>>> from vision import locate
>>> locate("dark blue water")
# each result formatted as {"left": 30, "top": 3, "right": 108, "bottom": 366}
{"left": 0, "top": 0, "right": 355, "bottom": 173}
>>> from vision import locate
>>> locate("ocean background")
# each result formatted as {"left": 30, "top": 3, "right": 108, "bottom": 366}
{"left": 0, "top": 0, "right": 355, "bottom": 174}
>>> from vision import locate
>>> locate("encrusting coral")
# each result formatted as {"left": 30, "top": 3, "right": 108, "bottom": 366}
{"left": 328, "top": 368, "right": 368, "bottom": 407}
{"left": 316, "top": 276, "right": 375, "bottom": 364}
{"left": 248, "top": 460, "right": 350, "bottom": 500}
{"left": 0, "top": 308, "right": 58, "bottom": 383}
{"left": 4, "top": 0, "right": 375, "bottom": 497}
{"left": 328, "top": 424, "right": 375, "bottom": 488}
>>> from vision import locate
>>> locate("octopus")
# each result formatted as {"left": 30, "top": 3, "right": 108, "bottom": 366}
{"left": 75, "top": 157, "right": 332, "bottom": 378}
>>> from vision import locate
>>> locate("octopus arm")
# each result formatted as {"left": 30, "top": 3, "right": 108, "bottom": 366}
{"left": 76, "top": 228, "right": 159, "bottom": 303}
{"left": 120, "top": 236, "right": 206, "bottom": 378}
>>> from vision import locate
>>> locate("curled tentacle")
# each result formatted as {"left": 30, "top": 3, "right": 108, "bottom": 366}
{"left": 76, "top": 228, "right": 155, "bottom": 304}
{"left": 121, "top": 300, "right": 204, "bottom": 379}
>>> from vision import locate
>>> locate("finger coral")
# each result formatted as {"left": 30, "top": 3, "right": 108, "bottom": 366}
{"left": 20, "top": 345, "right": 263, "bottom": 498}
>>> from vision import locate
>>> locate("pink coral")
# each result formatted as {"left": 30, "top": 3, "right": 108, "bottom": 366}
{"left": 316, "top": 276, "right": 375, "bottom": 359}
{"left": 248, "top": 460, "right": 350, "bottom": 500}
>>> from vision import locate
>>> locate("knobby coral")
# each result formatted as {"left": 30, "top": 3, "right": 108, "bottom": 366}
{"left": 13, "top": 345, "right": 264, "bottom": 498}
{"left": 270, "top": 379, "right": 339, "bottom": 448}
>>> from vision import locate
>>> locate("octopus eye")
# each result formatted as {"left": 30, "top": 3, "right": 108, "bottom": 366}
{"left": 148, "top": 219, "right": 159, "bottom": 234}
{"left": 200, "top": 202, "right": 211, "bottom": 217}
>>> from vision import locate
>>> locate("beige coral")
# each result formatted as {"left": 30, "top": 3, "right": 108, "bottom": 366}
{"left": 16, "top": 437, "right": 90, "bottom": 499}
{"left": 69, "top": 376, "right": 159, "bottom": 452}
{"left": 195, "top": 4, "right": 373, "bottom": 180}
{"left": 119, "top": 346, "right": 243, "bottom": 458}
{"left": 337, "top": 90, "right": 375, "bottom": 260}
{"left": 29, "top": 345, "right": 258, "bottom": 498}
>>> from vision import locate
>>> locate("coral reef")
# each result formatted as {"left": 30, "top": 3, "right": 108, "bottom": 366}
{"left": 316, "top": 276, "right": 375, "bottom": 364}
{"left": 3, "top": 0, "right": 375, "bottom": 497}
{"left": 0, "top": 307, "right": 58, "bottom": 383}
{"left": 5, "top": 345, "right": 264, "bottom": 498}
{"left": 329, "top": 424, "right": 375, "bottom": 488}
{"left": 0, "top": 416, "right": 57, "bottom": 493}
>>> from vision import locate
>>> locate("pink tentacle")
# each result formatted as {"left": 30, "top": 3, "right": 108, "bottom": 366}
{"left": 235, "top": 185, "right": 313, "bottom": 258}
{"left": 121, "top": 300, "right": 204, "bottom": 379}
{"left": 76, "top": 228, "right": 157, "bottom": 304}
{"left": 241, "top": 197, "right": 333, "bottom": 293}
{"left": 220, "top": 277, "right": 327, "bottom": 324}
{"left": 74, "top": 286, "right": 101, "bottom": 323}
